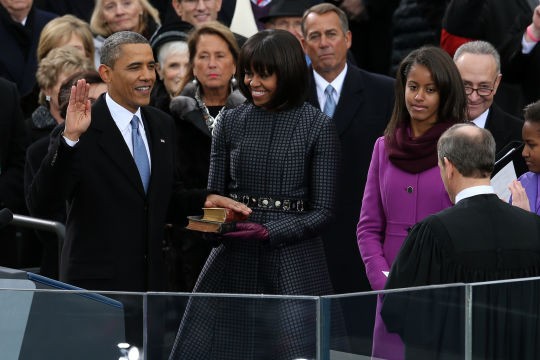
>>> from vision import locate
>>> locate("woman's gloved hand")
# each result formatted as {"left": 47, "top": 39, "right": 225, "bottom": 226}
{"left": 221, "top": 222, "right": 269, "bottom": 241}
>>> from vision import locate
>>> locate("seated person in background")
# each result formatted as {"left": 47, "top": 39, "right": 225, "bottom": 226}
{"left": 37, "top": 14, "right": 95, "bottom": 67}
{"left": 382, "top": 123, "right": 540, "bottom": 359}
{"left": 21, "top": 14, "right": 96, "bottom": 118}
{"left": 170, "top": 0, "right": 247, "bottom": 46}
{"left": 149, "top": 28, "right": 190, "bottom": 114}
{"left": 510, "top": 99, "right": 540, "bottom": 216}
{"left": 90, "top": 0, "right": 161, "bottom": 66}
{"left": 29, "top": 46, "right": 94, "bottom": 142}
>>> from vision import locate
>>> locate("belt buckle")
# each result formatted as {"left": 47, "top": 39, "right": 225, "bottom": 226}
{"left": 282, "top": 199, "right": 290, "bottom": 211}
{"left": 258, "top": 197, "right": 273, "bottom": 208}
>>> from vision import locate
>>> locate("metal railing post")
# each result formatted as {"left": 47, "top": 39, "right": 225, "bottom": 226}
{"left": 317, "top": 296, "right": 330, "bottom": 360}
{"left": 464, "top": 284, "right": 473, "bottom": 360}
{"left": 11, "top": 214, "right": 66, "bottom": 269}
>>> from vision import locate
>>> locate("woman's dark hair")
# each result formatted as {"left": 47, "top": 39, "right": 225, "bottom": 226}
{"left": 385, "top": 46, "right": 467, "bottom": 139}
{"left": 238, "top": 29, "right": 308, "bottom": 111}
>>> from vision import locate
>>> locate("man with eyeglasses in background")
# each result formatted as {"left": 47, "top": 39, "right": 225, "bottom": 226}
{"left": 453, "top": 41, "right": 524, "bottom": 157}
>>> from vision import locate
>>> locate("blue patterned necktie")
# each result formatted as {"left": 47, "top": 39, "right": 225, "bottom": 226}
{"left": 323, "top": 84, "right": 336, "bottom": 117}
{"left": 131, "top": 115, "right": 150, "bottom": 193}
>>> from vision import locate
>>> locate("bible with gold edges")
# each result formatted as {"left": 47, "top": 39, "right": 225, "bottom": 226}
{"left": 186, "top": 208, "right": 249, "bottom": 233}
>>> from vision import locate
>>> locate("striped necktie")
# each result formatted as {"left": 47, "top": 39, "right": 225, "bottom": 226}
{"left": 323, "top": 85, "right": 336, "bottom": 117}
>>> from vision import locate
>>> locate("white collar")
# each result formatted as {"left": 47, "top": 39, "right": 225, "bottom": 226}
{"left": 455, "top": 185, "right": 494, "bottom": 204}
{"left": 470, "top": 108, "right": 490, "bottom": 129}
{"left": 105, "top": 93, "right": 142, "bottom": 130}
{"left": 313, "top": 63, "right": 348, "bottom": 99}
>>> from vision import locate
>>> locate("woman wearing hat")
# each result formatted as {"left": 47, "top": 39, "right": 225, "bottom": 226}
{"left": 149, "top": 22, "right": 192, "bottom": 114}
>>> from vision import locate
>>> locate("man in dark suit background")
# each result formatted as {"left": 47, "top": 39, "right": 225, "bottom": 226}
{"left": 0, "top": 0, "right": 56, "bottom": 115}
{"left": 382, "top": 123, "right": 540, "bottom": 359}
{"left": 454, "top": 40, "right": 526, "bottom": 175}
{"left": 453, "top": 41, "right": 524, "bottom": 153}
{"left": 302, "top": 2, "right": 394, "bottom": 295}
{"left": 0, "top": 77, "right": 31, "bottom": 268}
{"left": 302, "top": 3, "right": 394, "bottom": 352}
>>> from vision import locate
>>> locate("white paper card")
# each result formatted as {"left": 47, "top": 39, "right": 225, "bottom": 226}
{"left": 491, "top": 161, "right": 517, "bottom": 202}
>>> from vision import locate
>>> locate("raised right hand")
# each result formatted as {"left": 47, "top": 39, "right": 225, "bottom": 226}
{"left": 63, "top": 79, "right": 91, "bottom": 141}
{"left": 529, "top": 5, "right": 540, "bottom": 40}
{"left": 509, "top": 179, "right": 531, "bottom": 211}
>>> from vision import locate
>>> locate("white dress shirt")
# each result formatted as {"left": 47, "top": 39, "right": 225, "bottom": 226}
{"left": 455, "top": 185, "right": 494, "bottom": 204}
{"left": 313, "top": 64, "right": 348, "bottom": 113}
{"left": 471, "top": 108, "right": 489, "bottom": 129}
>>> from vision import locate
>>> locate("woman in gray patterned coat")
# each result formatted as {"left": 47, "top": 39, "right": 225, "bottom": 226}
{"left": 169, "top": 29, "right": 341, "bottom": 360}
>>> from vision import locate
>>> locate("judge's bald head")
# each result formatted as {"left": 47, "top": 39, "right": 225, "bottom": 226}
{"left": 438, "top": 123, "right": 495, "bottom": 179}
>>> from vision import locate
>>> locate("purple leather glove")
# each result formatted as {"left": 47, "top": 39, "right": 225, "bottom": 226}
{"left": 221, "top": 222, "right": 269, "bottom": 241}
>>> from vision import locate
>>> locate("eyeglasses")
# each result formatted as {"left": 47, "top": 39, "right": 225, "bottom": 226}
{"left": 463, "top": 86, "right": 494, "bottom": 96}
{"left": 463, "top": 77, "right": 498, "bottom": 96}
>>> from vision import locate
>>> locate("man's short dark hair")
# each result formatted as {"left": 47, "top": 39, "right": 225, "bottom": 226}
{"left": 301, "top": 3, "right": 349, "bottom": 36}
{"left": 100, "top": 31, "right": 150, "bottom": 67}
{"left": 237, "top": 29, "right": 308, "bottom": 111}
{"left": 438, "top": 123, "right": 495, "bottom": 178}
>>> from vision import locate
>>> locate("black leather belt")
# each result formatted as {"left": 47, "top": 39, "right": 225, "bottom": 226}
{"left": 229, "top": 193, "right": 308, "bottom": 212}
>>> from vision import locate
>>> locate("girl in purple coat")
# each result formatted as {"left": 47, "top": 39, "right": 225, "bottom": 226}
{"left": 510, "top": 100, "right": 540, "bottom": 215}
{"left": 357, "top": 46, "right": 467, "bottom": 360}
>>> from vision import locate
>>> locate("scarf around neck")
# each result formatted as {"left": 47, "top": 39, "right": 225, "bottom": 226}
{"left": 386, "top": 121, "right": 454, "bottom": 173}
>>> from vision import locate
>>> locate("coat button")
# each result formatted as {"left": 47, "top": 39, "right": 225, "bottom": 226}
{"left": 407, "top": 186, "right": 413, "bottom": 194}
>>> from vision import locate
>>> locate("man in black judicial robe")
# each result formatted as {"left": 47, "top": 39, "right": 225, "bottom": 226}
{"left": 381, "top": 123, "right": 540, "bottom": 359}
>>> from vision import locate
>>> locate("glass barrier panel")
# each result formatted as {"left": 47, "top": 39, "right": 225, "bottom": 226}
{"left": 322, "top": 283, "right": 467, "bottom": 360}
{"left": 0, "top": 286, "right": 142, "bottom": 359}
{"left": 14, "top": 275, "right": 540, "bottom": 359}
{"left": 469, "top": 276, "right": 540, "bottom": 359}
{"left": 147, "top": 292, "right": 319, "bottom": 360}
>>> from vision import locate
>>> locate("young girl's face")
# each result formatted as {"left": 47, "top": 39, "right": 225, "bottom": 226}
{"left": 404, "top": 63, "right": 440, "bottom": 135}
{"left": 522, "top": 120, "right": 540, "bottom": 173}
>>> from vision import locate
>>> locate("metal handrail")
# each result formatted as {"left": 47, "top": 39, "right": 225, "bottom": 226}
{"left": 11, "top": 214, "right": 65, "bottom": 265}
